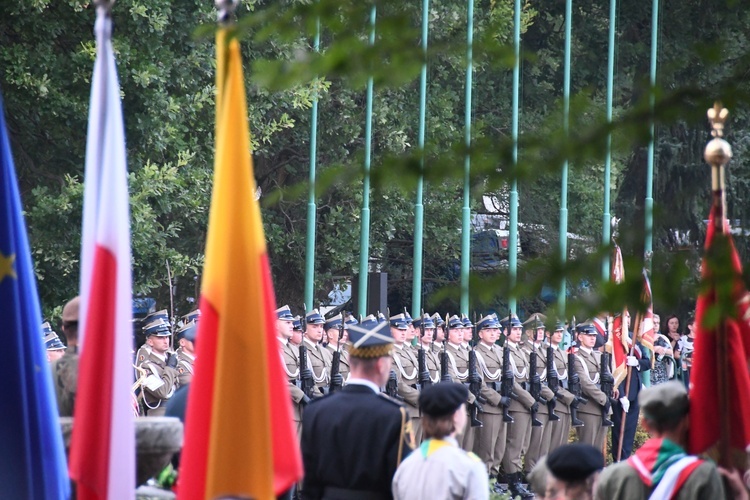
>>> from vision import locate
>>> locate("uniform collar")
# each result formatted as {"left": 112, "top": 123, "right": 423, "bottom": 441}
{"left": 347, "top": 378, "right": 380, "bottom": 394}
{"left": 448, "top": 342, "right": 461, "bottom": 349}
{"left": 304, "top": 338, "right": 319, "bottom": 349}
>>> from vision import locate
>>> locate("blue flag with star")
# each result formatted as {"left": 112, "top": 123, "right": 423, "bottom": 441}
{"left": 0, "top": 92, "right": 70, "bottom": 498}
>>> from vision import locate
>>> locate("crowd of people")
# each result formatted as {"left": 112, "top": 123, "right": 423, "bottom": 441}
{"left": 39, "top": 297, "right": 743, "bottom": 499}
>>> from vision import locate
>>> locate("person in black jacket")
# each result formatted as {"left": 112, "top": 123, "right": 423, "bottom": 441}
{"left": 301, "top": 316, "right": 414, "bottom": 500}
{"left": 611, "top": 331, "right": 651, "bottom": 461}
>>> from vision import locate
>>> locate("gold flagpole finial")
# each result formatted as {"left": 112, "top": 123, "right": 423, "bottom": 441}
{"left": 704, "top": 103, "right": 732, "bottom": 196}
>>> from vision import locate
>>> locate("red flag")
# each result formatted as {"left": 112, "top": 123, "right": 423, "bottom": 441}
{"left": 607, "top": 242, "right": 631, "bottom": 386}
{"left": 69, "top": 9, "right": 134, "bottom": 499}
{"left": 688, "top": 204, "right": 750, "bottom": 466}
{"left": 177, "top": 30, "right": 303, "bottom": 499}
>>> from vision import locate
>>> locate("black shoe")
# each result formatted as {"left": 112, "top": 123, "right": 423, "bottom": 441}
{"left": 509, "top": 473, "right": 535, "bottom": 500}
{"left": 493, "top": 480, "right": 508, "bottom": 494}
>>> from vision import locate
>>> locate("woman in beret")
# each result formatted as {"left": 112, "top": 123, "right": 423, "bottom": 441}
{"left": 392, "top": 383, "right": 489, "bottom": 500}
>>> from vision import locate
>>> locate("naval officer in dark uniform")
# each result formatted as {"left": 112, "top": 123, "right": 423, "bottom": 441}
{"left": 301, "top": 316, "right": 414, "bottom": 500}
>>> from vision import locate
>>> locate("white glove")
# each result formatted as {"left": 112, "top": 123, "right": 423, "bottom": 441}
{"left": 620, "top": 397, "right": 630, "bottom": 414}
{"left": 627, "top": 355, "right": 639, "bottom": 367}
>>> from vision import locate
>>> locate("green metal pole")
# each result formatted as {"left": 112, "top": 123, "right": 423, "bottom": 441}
{"left": 643, "top": 0, "right": 660, "bottom": 387}
{"left": 508, "top": 0, "right": 521, "bottom": 315}
{"left": 357, "top": 5, "right": 376, "bottom": 317}
{"left": 602, "top": 0, "right": 616, "bottom": 281}
{"left": 460, "top": 0, "right": 474, "bottom": 316}
{"left": 558, "top": 0, "right": 572, "bottom": 316}
{"left": 644, "top": 0, "right": 659, "bottom": 261}
{"left": 411, "top": 0, "right": 430, "bottom": 318}
{"left": 304, "top": 15, "right": 321, "bottom": 309}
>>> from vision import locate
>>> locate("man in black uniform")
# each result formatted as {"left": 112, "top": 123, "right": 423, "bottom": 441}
{"left": 301, "top": 316, "right": 414, "bottom": 500}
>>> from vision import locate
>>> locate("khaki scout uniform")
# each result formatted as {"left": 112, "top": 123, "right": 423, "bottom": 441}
{"left": 391, "top": 344, "right": 422, "bottom": 443}
{"left": 302, "top": 338, "right": 331, "bottom": 397}
{"left": 574, "top": 347, "right": 610, "bottom": 449}
{"left": 175, "top": 347, "right": 195, "bottom": 387}
{"left": 138, "top": 351, "right": 179, "bottom": 417}
{"left": 279, "top": 338, "right": 306, "bottom": 433}
{"left": 444, "top": 342, "right": 478, "bottom": 451}
{"left": 499, "top": 341, "right": 536, "bottom": 475}
{"left": 523, "top": 342, "right": 557, "bottom": 474}
{"left": 473, "top": 341, "right": 509, "bottom": 473}
{"left": 546, "top": 344, "right": 576, "bottom": 450}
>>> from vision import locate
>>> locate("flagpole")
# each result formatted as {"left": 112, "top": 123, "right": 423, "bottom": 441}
{"left": 304, "top": 12, "right": 321, "bottom": 309}
{"left": 460, "top": 0, "right": 474, "bottom": 316}
{"left": 704, "top": 103, "right": 732, "bottom": 467}
{"left": 508, "top": 0, "right": 521, "bottom": 315}
{"left": 558, "top": 0, "right": 572, "bottom": 317}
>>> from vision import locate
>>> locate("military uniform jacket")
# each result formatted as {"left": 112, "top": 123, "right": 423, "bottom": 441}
{"left": 474, "top": 342, "right": 506, "bottom": 414}
{"left": 325, "top": 344, "right": 350, "bottom": 382}
{"left": 279, "top": 339, "right": 306, "bottom": 422}
{"left": 531, "top": 343, "right": 557, "bottom": 415}
{"left": 550, "top": 346, "right": 575, "bottom": 412}
{"left": 175, "top": 348, "right": 195, "bottom": 387}
{"left": 391, "top": 344, "right": 420, "bottom": 417}
{"left": 51, "top": 346, "right": 78, "bottom": 417}
{"left": 303, "top": 338, "right": 331, "bottom": 396}
{"left": 504, "top": 342, "right": 536, "bottom": 412}
{"left": 138, "top": 351, "right": 179, "bottom": 409}
{"left": 301, "top": 383, "right": 413, "bottom": 500}
{"left": 444, "top": 343, "right": 477, "bottom": 405}
{"left": 574, "top": 347, "right": 609, "bottom": 416}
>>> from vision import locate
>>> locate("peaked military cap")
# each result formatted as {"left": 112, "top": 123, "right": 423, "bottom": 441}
{"left": 347, "top": 317, "right": 394, "bottom": 359}
{"left": 523, "top": 312, "right": 547, "bottom": 328}
{"left": 144, "top": 317, "right": 171, "bottom": 337}
{"left": 432, "top": 313, "right": 446, "bottom": 327}
{"left": 460, "top": 314, "right": 473, "bottom": 328}
{"left": 145, "top": 309, "right": 169, "bottom": 323}
{"left": 292, "top": 316, "right": 302, "bottom": 331}
{"left": 576, "top": 323, "right": 597, "bottom": 336}
{"left": 404, "top": 311, "right": 413, "bottom": 324}
{"left": 176, "top": 320, "right": 198, "bottom": 343}
{"left": 477, "top": 313, "right": 501, "bottom": 330}
{"left": 447, "top": 314, "right": 464, "bottom": 329}
{"left": 554, "top": 320, "right": 566, "bottom": 331}
{"left": 639, "top": 381, "right": 689, "bottom": 423}
{"left": 501, "top": 314, "right": 523, "bottom": 329}
{"left": 305, "top": 309, "right": 325, "bottom": 325}
{"left": 377, "top": 312, "right": 387, "bottom": 323}
{"left": 389, "top": 313, "right": 409, "bottom": 330}
{"left": 325, "top": 313, "right": 344, "bottom": 330}
{"left": 546, "top": 443, "right": 604, "bottom": 482}
{"left": 412, "top": 313, "right": 435, "bottom": 330}
{"left": 275, "top": 305, "right": 295, "bottom": 321}
{"left": 42, "top": 322, "right": 65, "bottom": 350}
{"left": 344, "top": 313, "right": 358, "bottom": 326}
{"left": 419, "top": 383, "right": 469, "bottom": 418}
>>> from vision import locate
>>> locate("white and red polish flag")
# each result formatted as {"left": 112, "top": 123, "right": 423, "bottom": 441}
{"left": 69, "top": 6, "right": 135, "bottom": 499}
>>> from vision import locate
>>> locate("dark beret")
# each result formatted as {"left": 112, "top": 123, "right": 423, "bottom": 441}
{"left": 546, "top": 443, "right": 603, "bottom": 482}
{"left": 639, "top": 381, "right": 689, "bottom": 422}
{"left": 418, "top": 383, "right": 468, "bottom": 418}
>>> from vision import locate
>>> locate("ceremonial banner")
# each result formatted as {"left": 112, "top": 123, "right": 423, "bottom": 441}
{"left": 607, "top": 242, "right": 630, "bottom": 387}
{"left": 688, "top": 204, "right": 750, "bottom": 465}
{"left": 69, "top": 8, "right": 135, "bottom": 499}
{"left": 633, "top": 270, "right": 655, "bottom": 361}
{"left": 0, "top": 93, "right": 70, "bottom": 499}
{"left": 178, "top": 30, "right": 303, "bottom": 498}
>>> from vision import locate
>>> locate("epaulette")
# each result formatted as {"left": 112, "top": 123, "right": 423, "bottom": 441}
{"left": 378, "top": 392, "right": 405, "bottom": 407}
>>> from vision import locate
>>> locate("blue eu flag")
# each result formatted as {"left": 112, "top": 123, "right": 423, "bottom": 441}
{"left": 0, "top": 93, "right": 70, "bottom": 498}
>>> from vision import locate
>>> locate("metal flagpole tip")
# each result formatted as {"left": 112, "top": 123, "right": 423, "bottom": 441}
{"left": 215, "top": 0, "right": 239, "bottom": 23}
{"left": 705, "top": 102, "right": 732, "bottom": 169}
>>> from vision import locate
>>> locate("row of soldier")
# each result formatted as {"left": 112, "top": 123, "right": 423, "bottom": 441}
{"left": 275, "top": 306, "right": 628, "bottom": 499}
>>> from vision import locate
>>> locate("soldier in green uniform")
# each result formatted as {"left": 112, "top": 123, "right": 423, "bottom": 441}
{"left": 499, "top": 315, "right": 536, "bottom": 499}
{"left": 134, "top": 309, "right": 169, "bottom": 364}
{"left": 472, "top": 314, "right": 511, "bottom": 482}
{"left": 302, "top": 309, "right": 331, "bottom": 397}
{"left": 390, "top": 312, "right": 422, "bottom": 443}
{"left": 175, "top": 320, "right": 197, "bottom": 387}
{"left": 573, "top": 323, "right": 615, "bottom": 450}
{"left": 324, "top": 313, "right": 350, "bottom": 383}
{"left": 137, "top": 317, "right": 180, "bottom": 417}
{"left": 51, "top": 296, "right": 80, "bottom": 416}
{"left": 413, "top": 314, "right": 440, "bottom": 384}
{"left": 523, "top": 319, "right": 557, "bottom": 477}
{"left": 443, "top": 314, "right": 478, "bottom": 451}
{"left": 546, "top": 322, "right": 576, "bottom": 450}
{"left": 276, "top": 305, "right": 307, "bottom": 434}
{"left": 431, "top": 313, "right": 446, "bottom": 354}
